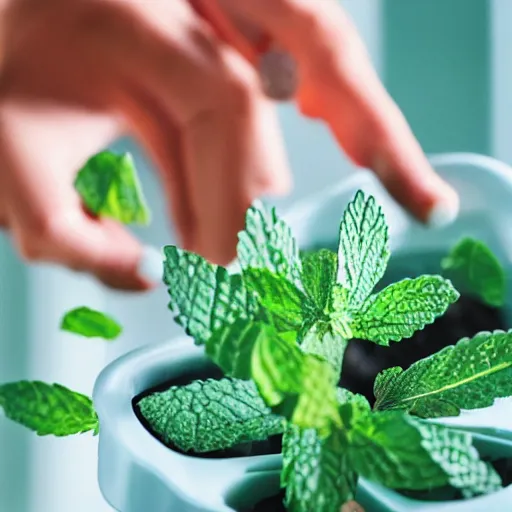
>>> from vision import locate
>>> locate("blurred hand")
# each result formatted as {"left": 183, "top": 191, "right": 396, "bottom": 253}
{"left": 0, "top": 0, "right": 458, "bottom": 291}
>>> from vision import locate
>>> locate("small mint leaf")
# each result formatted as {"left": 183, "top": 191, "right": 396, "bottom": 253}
{"left": 243, "top": 268, "right": 308, "bottom": 332}
{"left": 350, "top": 276, "right": 459, "bottom": 345}
{"left": 282, "top": 425, "right": 356, "bottom": 512}
{"left": 347, "top": 411, "right": 501, "bottom": 496}
{"left": 74, "top": 151, "right": 150, "bottom": 225}
{"left": 137, "top": 378, "right": 284, "bottom": 453}
{"left": 164, "top": 246, "right": 258, "bottom": 345}
{"left": 337, "top": 191, "right": 390, "bottom": 309}
{"left": 374, "top": 330, "right": 512, "bottom": 416}
{"left": 237, "top": 201, "right": 302, "bottom": 285}
{"left": 301, "top": 249, "right": 338, "bottom": 312}
{"left": 250, "top": 329, "right": 341, "bottom": 434}
{"left": 0, "top": 381, "right": 98, "bottom": 436}
{"left": 60, "top": 306, "right": 122, "bottom": 340}
{"left": 442, "top": 237, "right": 506, "bottom": 308}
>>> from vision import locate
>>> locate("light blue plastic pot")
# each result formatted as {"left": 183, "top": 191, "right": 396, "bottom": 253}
{"left": 94, "top": 154, "right": 512, "bottom": 512}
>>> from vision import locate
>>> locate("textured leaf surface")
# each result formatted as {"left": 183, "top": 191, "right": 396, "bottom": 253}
{"left": 442, "top": 237, "right": 506, "bottom": 307}
{"left": 243, "top": 268, "right": 308, "bottom": 332}
{"left": 374, "top": 330, "right": 512, "bottom": 416}
{"left": 237, "top": 201, "right": 302, "bottom": 285}
{"left": 251, "top": 331, "right": 340, "bottom": 433}
{"left": 163, "top": 246, "right": 258, "bottom": 344}
{"left": 60, "top": 306, "right": 122, "bottom": 340}
{"left": 282, "top": 425, "right": 356, "bottom": 512}
{"left": 301, "top": 249, "right": 338, "bottom": 312}
{"left": 205, "top": 318, "right": 268, "bottom": 380}
{"left": 347, "top": 411, "right": 501, "bottom": 496}
{"left": 74, "top": 151, "right": 150, "bottom": 224}
{"left": 351, "top": 276, "right": 459, "bottom": 345}
{"left": 0, "top": 381, "right": 98, "bottom": 436}
{"left": 337, "top": 191, "right": 389, "bottom": 309}
{"left": 137, "top": 378, "right": 283, "bottom": 453}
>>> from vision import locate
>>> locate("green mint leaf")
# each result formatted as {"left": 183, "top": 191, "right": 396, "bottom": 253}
{"left": 0, "top": 381, "right": 98, "bottom": 436}
{"left": 137, "top": 378, "right": 284, "bottom": 453}
{"left": 74, "top": 151, "right": 150, "bottom": 225}
{"left": 60, "top": 306, "right": 122, "bottom": 340}
{"left": 374, "top": 330, "right": 512, "bottom": 416}
{"left": 347, "top": 411, "right": 501, "bottom": 496}
{"left": 237, "top": 201, "right": 302, "bottom": 284}
{"left": 442, "top": 237, "right": 506, "bottom": 308}
{"left": 337, "top": 191, "right": 389, "bottom": 309}
{"left": 301, "top": 249, "right": 338, "bottom": 312}
{"left": 205, "top": 317, "right": 267, "bottom": 380}
{"left": 243, "top": 268, "right": 308, "bottom": 332}
{"left": 251, "top": 330, "right": 341, "bottom": 433}
{"left": 350, "top": 276, "right": 459, "bottom": 345}
{"left": 282, "top": 425, "right": 357, "bottom": 512}
{"left": 164, "top": 246, "right": 258, "bottom": 345}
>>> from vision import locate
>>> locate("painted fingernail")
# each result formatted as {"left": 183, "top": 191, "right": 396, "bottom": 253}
{"left": 427, "top": 193, "right": 460, "bottom": 229}
{"left": 258, "top": 49, "right": 298, "bottom": 101}
{"left": 138, "top": 245, "right": 164, "bottom": 284}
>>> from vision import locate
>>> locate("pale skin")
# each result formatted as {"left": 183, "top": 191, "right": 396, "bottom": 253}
{"left": 0, "top": 0, "right": 458, "bottom": 291}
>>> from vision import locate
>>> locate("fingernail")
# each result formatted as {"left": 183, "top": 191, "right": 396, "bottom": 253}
{"left": 427, "top": 193, "right": 460, "bottom": 229}
{"left": 138, "top": 245, "right": 164, "bottom": 284}
{"left": 258, "top": 49, "right": 298, "bottom": 101}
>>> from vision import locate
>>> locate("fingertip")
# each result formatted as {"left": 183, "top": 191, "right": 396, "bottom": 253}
{"left": 137, "top": 244, "right": 164, "bottom": 285}
{"left": 426, "top": 185, "right": 460, "bottom": 229}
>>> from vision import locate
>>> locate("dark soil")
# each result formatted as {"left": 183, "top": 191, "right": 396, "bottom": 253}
{"left": 250, "top": 490, "right": 286, "bottom": 512}
{"left": 340, "top": 295, "right": 508, "bottom": 405}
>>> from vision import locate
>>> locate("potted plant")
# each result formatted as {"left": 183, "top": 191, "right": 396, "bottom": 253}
{"left": 1, "top": 152, "right": 512, "bottom": 512}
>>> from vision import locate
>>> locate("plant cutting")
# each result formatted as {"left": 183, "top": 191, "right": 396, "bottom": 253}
{"left": 1, "top": 151, "right": 512, "bottom": 512}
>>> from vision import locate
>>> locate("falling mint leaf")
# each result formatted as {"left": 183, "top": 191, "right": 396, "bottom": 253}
{"left": 0, "top": 381, "right": 98, "bottom": 436}
{"left": 250, "top": 329, "right": 340, "bottom": 434}
{"left": 442, "top": 237, "right": 506, "bottom": 308}
{"left": 60, "top": 306, "right": 122, "bottom": 340}
{"left": 374, "top": 330, "right": 512, "bottom": 416}
{"left": 243, "top": 268, "right": 308, "bottom": 332}
{"left": 282, "top": 425, "right": 356, "bottom": 512}
{"left": 237, "top": 201, "right": 302, "bottom": 285}
{"left": 301, "top": 249, "right": 338, "bottom": 312}
{"left": 350, "top": 276, "right": 459, "bottom": 345}
{"left": 137, "top": 378, "right": 283, "bottom": 453}
{"left": 163, "top": 246, "right": 258, "bottom": 345}
{"left": 337, "top": 191, "right": 390, "bottom": 309}
{"left": 206, "top": 317, "right": 268, "bottom": 380}
{"left": 347, "top": 411, "right": 501, "bottom": 496}
{"left": 74, "top": 151, "right": 150, "bottom": 225}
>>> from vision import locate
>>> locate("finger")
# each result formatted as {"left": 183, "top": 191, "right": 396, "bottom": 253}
{"left": 0, "top": 104, "right": 158, "bottom": 290}
{"left": 122, "top": 0, "right": 291, "bottom": 264}
{"left": 218, "top": 0, "right": 459, "bottom": 226}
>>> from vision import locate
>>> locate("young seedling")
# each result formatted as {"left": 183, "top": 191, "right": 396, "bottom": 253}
{"left": 137, "top": 190, "right": 512, "bottom": 511}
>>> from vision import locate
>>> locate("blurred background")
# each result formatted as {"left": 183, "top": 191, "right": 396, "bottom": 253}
{"left": 0, "top": 0, "right": 510, "bottom": 510}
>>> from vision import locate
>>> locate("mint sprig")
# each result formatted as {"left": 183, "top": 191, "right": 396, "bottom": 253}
{"left": 0, "top": 381, "right": 98, "bottom": 436}
{"left": 75, "top": 151, "right": 151, "bottom": 225}
{"left": 137, "top": 378, "right": 284, "bottom": 453}
{"left": 374, "top": 330, "right": 512, "bottom": 416}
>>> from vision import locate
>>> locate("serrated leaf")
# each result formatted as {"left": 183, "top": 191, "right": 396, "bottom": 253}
{"left": 137, "top": 378, "right": 284, "bottom": 453}
{"left": 347, "top": 411, "right": 501, "bottom": 496}
{"left": 250, "top": 329, "right": 341, "bottom": 434}
{"left": 374, "top": 330, "right": 512, "bottom": 416}
{"left": 237, "top": 200, "right": 302, "bottom": 285}
{"left": 282, "top": 425, "right": 356, "bottom": 512}
{"left": 442, "top": 237, "right": 506, "bottom": 308}
{"left": 60, "top": 306, "right": 122, "bottom": 340}
{"left": 337, "top": 191, "right": 390, "bottom": 309}
{"left": 301, "top": 249, "right": 338, "bottom": 311}
{"left": 205, "top": 317, "right": 267, "bottom": 380}
{"left": 74, "top": 151, "right": 150, "bottom": 225}
{"left": 350, "top": 276, "right": 459, "bottom": 345}
{"left": 163, "top": 246, "right": 258, "bottom": 345}
{"left": 0, "top": 381, "right": 98, "bottom": 436}
{"left": 243, "top": 268, "right": 308, "bottom": 332}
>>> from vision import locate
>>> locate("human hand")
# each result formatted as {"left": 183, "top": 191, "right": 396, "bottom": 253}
{"left": 0, "top": 0, "right": 458, "bottom": 292}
